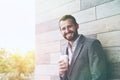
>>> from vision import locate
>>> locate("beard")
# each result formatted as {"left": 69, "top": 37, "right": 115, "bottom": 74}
{"left": 63, "top": 30, "right": 78, "bottom": 41}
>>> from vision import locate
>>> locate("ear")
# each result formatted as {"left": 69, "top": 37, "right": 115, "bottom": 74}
{"left": 76, "top": 24, "right": 79, "bottom": 29}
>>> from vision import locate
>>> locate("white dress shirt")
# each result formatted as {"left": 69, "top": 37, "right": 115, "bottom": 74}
{"left": 68, "top": 36, "right": 80, "bottom": 64}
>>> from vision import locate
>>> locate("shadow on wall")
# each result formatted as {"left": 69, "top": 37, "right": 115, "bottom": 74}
{"left": 104, "top": 49, "right": 120, "bottom": 80}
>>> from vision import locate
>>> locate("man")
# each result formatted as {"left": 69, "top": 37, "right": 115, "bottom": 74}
{"left": 58, "top": 15, "right": 107, "bottom": 80}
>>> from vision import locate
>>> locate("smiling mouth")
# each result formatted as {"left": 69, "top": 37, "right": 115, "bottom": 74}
{"left": 66, "top": 33, "right": 73, "bottom": 37}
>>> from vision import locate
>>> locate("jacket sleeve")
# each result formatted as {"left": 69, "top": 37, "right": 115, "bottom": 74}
{"left": 88, "top": 40, "right": 107, "bottom": 80}
{"left": 59, "top": 74, "right": 64, "bottom": 80}
{"left": 59, "top": 73, "right": 68, "bottom": 80}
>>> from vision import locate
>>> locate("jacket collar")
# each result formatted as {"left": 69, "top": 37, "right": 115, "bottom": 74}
{"left": 66, "top": 34, "right": 86, "bottom": 76}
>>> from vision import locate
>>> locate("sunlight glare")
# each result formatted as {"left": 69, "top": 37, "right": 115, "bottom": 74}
{"left": 0, "top": 0, "right": 35, "bottom": 55}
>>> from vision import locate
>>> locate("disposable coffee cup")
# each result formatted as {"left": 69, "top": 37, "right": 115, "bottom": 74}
{"left": 59, "top": 55, "right": 68, "bottom": 67}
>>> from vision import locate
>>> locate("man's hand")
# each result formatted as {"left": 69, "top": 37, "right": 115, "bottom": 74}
{"left": 58, "top": 55, "right": 68, "bottom": 75}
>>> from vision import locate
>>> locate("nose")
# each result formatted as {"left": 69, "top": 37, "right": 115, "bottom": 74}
{"left": 65, "top": 27, "right": 69, "bottom": 33}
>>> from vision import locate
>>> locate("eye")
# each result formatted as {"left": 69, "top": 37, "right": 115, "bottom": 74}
{"left": 61, "top": 27, "right": 66, "bottom": 31}
{"left": 68, "top": 25, "right": 73, "bottom": 28}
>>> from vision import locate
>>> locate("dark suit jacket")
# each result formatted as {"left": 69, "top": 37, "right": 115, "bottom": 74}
{"left": 60, "top": 34, "right": 107, "bottom": 80}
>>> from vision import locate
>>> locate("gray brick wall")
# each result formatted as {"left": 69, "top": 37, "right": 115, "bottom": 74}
{"left": 80, "top": 0, "right": 113, "bottom": 10}
{"left": 35, "top": 0, "right": 120, "bottom": 80}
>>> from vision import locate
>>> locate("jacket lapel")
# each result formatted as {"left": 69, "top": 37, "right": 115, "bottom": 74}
{"left": 68, "top": 35, "right": 85, "bottom": 76}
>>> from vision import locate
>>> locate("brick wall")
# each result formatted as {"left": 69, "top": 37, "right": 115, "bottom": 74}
{"left": 35, "top": 0, "right": 120, "bottom": 80}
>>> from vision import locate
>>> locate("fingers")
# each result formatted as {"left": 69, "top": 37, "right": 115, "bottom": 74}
{"left": 58, "top": 60, "right": 68, "bottom": 75}
{"left": 59, "top": 68, "right": 68, "bottom": 75}
{"left": 59, "top": 65, "right": 68, "bottom": 75}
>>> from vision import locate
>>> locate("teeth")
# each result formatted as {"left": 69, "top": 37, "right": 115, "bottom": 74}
{"left": 67, "top": 33, "right": 72, "bottom": 37}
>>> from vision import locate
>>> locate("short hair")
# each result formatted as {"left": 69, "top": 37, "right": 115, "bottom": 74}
{"left": 59, "top": 15, "right": 78, "bottom": 25}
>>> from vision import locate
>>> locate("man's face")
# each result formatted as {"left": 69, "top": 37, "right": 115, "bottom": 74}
{"left": 59, "top": 19, "right": 78, "bottom": 41}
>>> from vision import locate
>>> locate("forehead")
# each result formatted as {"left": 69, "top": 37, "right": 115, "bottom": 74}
{"left": 59, "top": 19, "right": 74, "bottom": 27}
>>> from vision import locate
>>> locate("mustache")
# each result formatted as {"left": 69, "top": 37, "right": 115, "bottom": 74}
{"left": 64, "top": 31, "right": 74, "bottom": 35}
